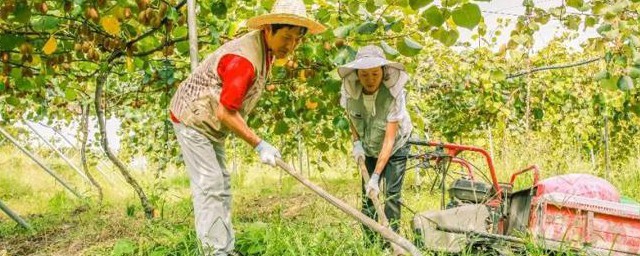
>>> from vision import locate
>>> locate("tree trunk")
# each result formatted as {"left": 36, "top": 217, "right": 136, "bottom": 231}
{"left": 590, "top": 148, "right": 596, "bottom": 171}
{"left": 298, "top": 134, "right": 304, "bottom": 175}
{"left": 603, "top": 113, "right": 611, "bottom": 179}
{"left": 232, "top": 138, "right": 237, "bottom": 174}
{"left": 306, "top": 145, "right": 311, "bottom": 177}
{"left": 525, "top": 77, "right": 531, "bottom": 133}
{"left": 501, "top": 117, "right": 508, "bottom": 170}
{"left": 487, "top": 124, "right": 495, "bottom": 161}
{"left": 80, "top": 103, "right": 104, "bottom": 202}
{"left": 95, "top": 70, "right": 155, "bottom": 218}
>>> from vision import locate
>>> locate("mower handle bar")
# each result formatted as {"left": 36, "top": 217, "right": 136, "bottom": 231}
{"left": 407, "top": 152, "right": 475, "bottom": 181}
{"left": 406, "top": 139, "right": 502, "bottom": 197}
{"left": 509, "top": 165, "right": 540, "bottom": 186}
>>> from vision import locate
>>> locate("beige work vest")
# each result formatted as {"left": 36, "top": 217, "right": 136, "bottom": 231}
{"left": 169, "top": 31, "right": 270, "bottom": 142}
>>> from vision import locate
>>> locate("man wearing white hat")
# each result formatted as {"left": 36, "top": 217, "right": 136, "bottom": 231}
{"left": 168, "top": 0, "right": 325, "bottom": 254}
{"left": 338, "top": 45, "right": 413, "bottom": 246}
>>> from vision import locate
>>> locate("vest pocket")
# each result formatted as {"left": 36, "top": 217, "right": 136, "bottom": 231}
{"left": 181, "top": 93, "right": 226, "bottom": 141}
{"left": 370, "top": 121, "right": 387, "bottom": 141}
{"left": 182, "top": 96, "right": 212, "bottom": 126}
{"left": 363, "top": 120, "right": 387, "bottom": 156}
{"left": 349, "top": 110, "right": 364, "bottom": 119}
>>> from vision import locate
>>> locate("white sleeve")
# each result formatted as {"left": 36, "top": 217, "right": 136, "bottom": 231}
{"left": 387, "top": 90, "right": 408, "bottom": 122}
{"left": 384, "top": 69, "right": 410, "bottom": 122}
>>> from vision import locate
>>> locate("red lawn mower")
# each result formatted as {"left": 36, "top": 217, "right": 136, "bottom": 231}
{"left": 406, "top": 140, "right": 640, "bottom": 255}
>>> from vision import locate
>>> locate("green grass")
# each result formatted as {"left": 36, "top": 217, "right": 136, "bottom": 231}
{"left": 1, "top": 134, "right": 639, "bottom": 255}
{"left": 0, "top": 175, "right": 32, "bottom": 200}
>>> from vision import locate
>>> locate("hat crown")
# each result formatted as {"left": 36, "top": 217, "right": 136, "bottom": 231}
{"left": 270, "top": 0, "right": 308, "bottom": 18}
{"left": 355, "top": 45, "right": 385, "bottom": 60}
{"left": 245, "top": 0, "right": 326, "bottom": 34}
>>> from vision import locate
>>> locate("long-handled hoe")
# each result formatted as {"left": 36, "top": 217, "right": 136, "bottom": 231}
{"left": 274, "top": 159, "right": 421, "bottom": 256}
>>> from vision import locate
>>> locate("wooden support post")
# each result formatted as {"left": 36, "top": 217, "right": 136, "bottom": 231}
{"left": 187, "top": 0, "right": 198, "bottom": 72}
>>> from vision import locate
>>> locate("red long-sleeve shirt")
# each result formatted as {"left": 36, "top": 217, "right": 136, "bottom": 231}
{"left": 217, "top": 54, "right": 256, "bottom": 111}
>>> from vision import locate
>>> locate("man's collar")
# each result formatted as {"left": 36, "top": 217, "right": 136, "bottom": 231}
{"left": 261, "top": 30, "right": 273, "bottom": 74}
{"left": 261, "top": 30, "right": 272, "bottom": 54}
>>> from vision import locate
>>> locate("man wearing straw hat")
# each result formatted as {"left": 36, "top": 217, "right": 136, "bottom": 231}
{"left": 168, "top": 0, "right": 325, "bottom": 254}
{"left": 338, "top": 45, "right": 413, "bottom": 247}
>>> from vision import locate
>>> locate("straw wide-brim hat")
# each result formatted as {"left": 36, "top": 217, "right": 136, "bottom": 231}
{"left": 338, "top": 45, "right": 405, "bottom": 78}
{"left": 246, "top": 0, "right": 327, "bottom": 34}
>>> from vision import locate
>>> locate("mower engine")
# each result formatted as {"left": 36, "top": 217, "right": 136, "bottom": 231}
{"left": 447, "top": 178, "right": 492, "bottom": 207}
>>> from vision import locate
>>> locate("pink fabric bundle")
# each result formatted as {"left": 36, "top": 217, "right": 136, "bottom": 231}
{"left": 538, "top": 173, "right": 620, "bottom": 202}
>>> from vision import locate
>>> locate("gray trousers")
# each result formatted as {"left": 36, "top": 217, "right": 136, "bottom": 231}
{"left": 173, "top": 123, "right": 234, "bottom": 255}
{"left": 361, "top": 144, "right": 409, "bottom": 245}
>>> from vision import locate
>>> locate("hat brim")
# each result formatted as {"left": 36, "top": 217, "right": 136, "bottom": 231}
{"left": 338, "top": 57, "right": 405, "bottom": 78}
{"left": 247, "top": 13, "right": 327, "bottom": 35}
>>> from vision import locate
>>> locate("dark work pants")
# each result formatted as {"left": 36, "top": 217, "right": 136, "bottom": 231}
{"left": 361, "top": 144, "right": 409, "bottom": 246}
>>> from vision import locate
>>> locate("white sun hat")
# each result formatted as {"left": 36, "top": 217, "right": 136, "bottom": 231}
{"left": 246, "top": 0, "right": 327, "bottom": 35}
{"left": 337, "top": 45, "right": 405, "bottom": 78}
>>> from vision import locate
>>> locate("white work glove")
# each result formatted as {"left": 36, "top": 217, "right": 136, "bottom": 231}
{"left": 352, "top": 140, "right": 365, "bottom": 163}
{"left": 366, "top": 173, "right": 381, "bottom": 197}
{"left": 254, "top": 140, "right": 281, "bottom": 166}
